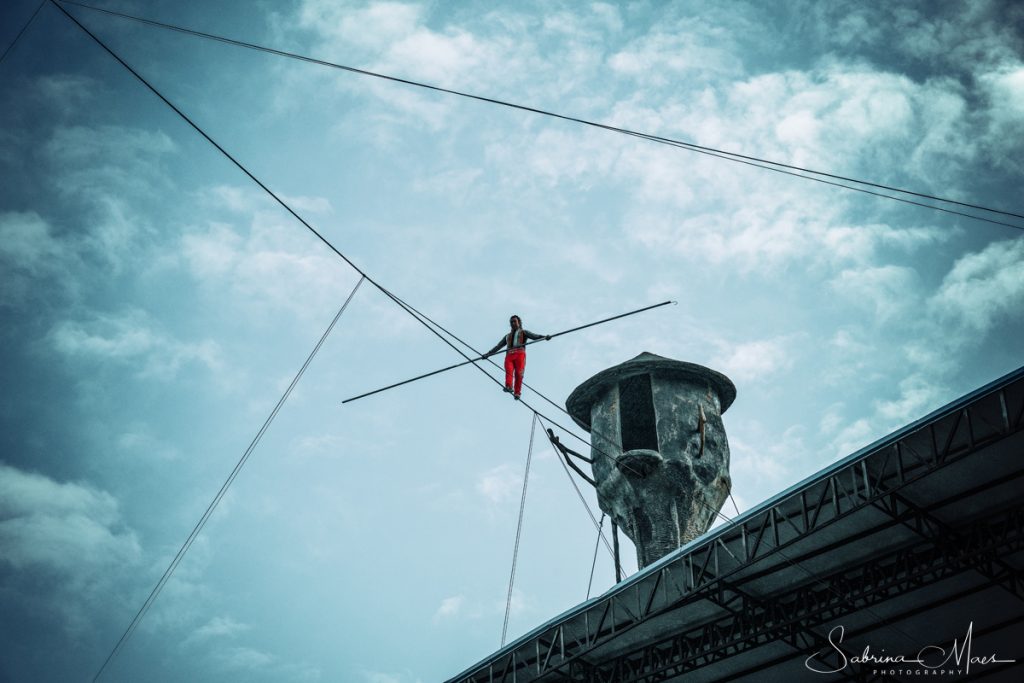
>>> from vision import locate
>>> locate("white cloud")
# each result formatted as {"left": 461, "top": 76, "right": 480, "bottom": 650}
{"left": 713, "top": 337, "right": 794, "bottom": 383}
{"left": 492, "top": 126, "right": 623, "bottom": 191}
{"left": 49, "top": 309, "right": 222, "bottom": 380}
{"left": 181, "top": 222, "right": 243, "bottom": 278}
{"left": 0, "top": 464, "right": 151, "bottom": 643}
{"left": 0, "top": 211, "right": 58, "bottom": 273}
{"left": 706, "top": 68, "right": 927, "bottom": 166}
{"left": 622, "top": 197, "right": 835, "bottom": 273}
{"left": 819, "top": 405, "right": 846, "bottom": 436}
{"left": 45, "top": 125, "right": 176, "bottom": 201}
{"left": 0, "top": 463, "right": 142, "bottom": 638}
{"left": 84, "top": 196, "right": 146, "bottom": 272}
{"left": 820, "top": 223, "right": 948, "bottom": 264}
{"left": 820, "top": 374, "right": 946, "bottom": 462}
{"left": 829, "top": 264, "right": 919, "bottom": 322}
{"left": 0, "top": 211, "right": 78, "bottom": 305}
{"left": 0, "top": 463, "right": 141, "bottom": 574}
{"left": 45, "top": 125, "right": 175, "bottom": 165}
{"left": 411, "top": 166, "right": 485, "bottom": 203}
{"left": 729, "top": 424, "right": 807, "bottom": 486}
{"left": 433, "top": 594, "right": 464, "bottom": 620}
{"left": 538, "top": 4, "right": 623, "bottom": 40}
{"left": 0, "top": 202, "right": 143, "bottom": 283}
{"left": 292, "top": 0, "right": 530, "bottom": 128}
{"left": 188, "top": 615, "right": 251, "bottom": 643}
{"left": 116, "top": 427, "right": 181, "bottom": 462}
{"left": 182, "top": 618, "right": 251, "bottom": 651}
{"left": 830, "top": 417, "right": 874, "bottom": 460}
{"left": 281, "top": 193, "right": 335, "bottom": 216}
{"left": 979, "top": 63, "right": 1024, "bottom": 168}
{"left": 823, "top": 328, "right": 890, "bottom": 389}
{"left": 560, "top": 241, "right": 622, "bottom": 284}
{"left": 386, "top": 29, "right": 489, "bottom": 87}
{"left": 290, "top": 432, "right": 358, "bottom": 461}
{"left": 875, "top": 375, "right": 946, "bottom": 424}
{"left": 364, "top": 84, "right": 457, "bottom": 131}
{"left": 476, "top": 463, "right": 522, "bottom": 504}
{"left": 599, "top": 58, "right": 987, "bottom": 276}
{"left": 982, "top": 64, "right": 1024, "bottom": 116}
{"left": 896, "top": 4, "right": 1022, "bottom": 71}
{"left": 205, "top": 185, "right": 257, "bottom": 214}
{"left": 492, "top": 587, "right": 533, "bottom": 619}
{"left": 10, "top": 124, "right": 182, "bottom": 279}
{"left": 33, "top": 74, "right": 96, "bottom": 110}
{"left": 930, "top": 238, "right": 1024, "bottom": 334}
{"left": 217, "top": 646, "right": 274, "bottom": 670}
{"left": 296, "top": 1, "right": 423, "bottom": 51}
{"left": 179, "top": 196, "right": 362, "bottom": 323}
{"left": 590, "top": 3, "right": 623, "bottom": 33}
{"left": 608, "top": 21, "right": 743, "bottom": 86}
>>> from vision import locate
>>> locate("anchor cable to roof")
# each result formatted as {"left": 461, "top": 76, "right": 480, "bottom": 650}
{"left": 541, "top": 416, "right": 626, "bottom": 579}
{"left": 586, "top": 512, "right": 606, "bottom": 600}
{"left": 86, "top": 275, "right": 366, "bottom": 683}
{"left": 501, "top": 413, "right": 538, "bottom": 647}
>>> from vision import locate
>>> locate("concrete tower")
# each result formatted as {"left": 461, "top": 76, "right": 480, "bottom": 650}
{"left": 566, "top": 352, "right": 736, "bottom": 569}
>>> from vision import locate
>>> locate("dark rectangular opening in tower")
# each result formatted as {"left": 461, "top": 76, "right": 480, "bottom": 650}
{"left": 619, "top": 374, "right": 658, "bottom": 452}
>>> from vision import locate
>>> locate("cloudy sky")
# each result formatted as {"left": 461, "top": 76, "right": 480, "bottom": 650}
{"left": 1, "top": 1, "right": 1022, "bottom": 681}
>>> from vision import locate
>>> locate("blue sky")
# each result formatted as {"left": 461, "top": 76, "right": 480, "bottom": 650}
{"left": 1, "top": 1, "right": 1022, "bottom": 681}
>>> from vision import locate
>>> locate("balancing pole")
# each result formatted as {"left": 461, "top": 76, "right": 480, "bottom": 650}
{"left": 342, "top": 300, "right": 675, "bottom": 404}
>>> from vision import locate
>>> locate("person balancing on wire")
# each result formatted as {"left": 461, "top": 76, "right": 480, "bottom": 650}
{"left": 487, "top": 315, "right": 550, "bottom": 400}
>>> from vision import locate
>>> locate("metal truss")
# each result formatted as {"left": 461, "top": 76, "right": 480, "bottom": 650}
{"left": 447, "top": 370, "right": 1024, "bottom": 683}
{"left": 873, "top": 487, "right": 1024, "bottom": 601}
{"left": 716, "top": 565, "right": 1024, "bottom": 683}
{"left": 583, "top": 503, "right": 1024, "bottom": 682}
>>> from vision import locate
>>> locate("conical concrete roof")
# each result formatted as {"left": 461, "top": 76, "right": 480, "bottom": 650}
{"left": 565, "top": 352, "right": 736, "bottom": 431}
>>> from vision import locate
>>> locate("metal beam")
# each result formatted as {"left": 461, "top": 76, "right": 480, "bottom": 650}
{"left": 582, "top": 504, "right": 1024, "bottom": 682}
{"left": 872, "top": 490, "right": 1024, "bottom": 601}
{"left": 714, "top": 588, "right": 1024, "bottom": 683}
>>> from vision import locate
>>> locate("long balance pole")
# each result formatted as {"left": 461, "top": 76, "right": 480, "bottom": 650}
{"left": 342, "top": 300, "right": 675, "bottom": 404}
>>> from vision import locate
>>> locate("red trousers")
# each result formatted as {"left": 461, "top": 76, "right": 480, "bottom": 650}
{"left": 504, "top": 350, "right": 526, "bottom": 395}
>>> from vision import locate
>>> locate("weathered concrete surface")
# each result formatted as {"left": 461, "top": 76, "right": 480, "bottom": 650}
{"left": 566, "top": 352, "right": 736, "bottom": 569}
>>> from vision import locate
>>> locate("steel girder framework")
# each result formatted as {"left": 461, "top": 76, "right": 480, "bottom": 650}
{"left": 582, "top": 503, "right": 1024, "bottom": 682}
{"left": 446, "top": 367, "right": 1024, "bottom": 683}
